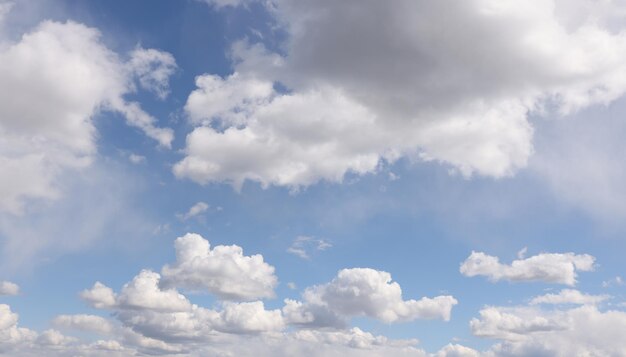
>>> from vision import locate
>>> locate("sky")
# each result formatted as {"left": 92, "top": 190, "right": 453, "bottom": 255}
{"left": 0, "top": 0, "right": 626, "bottom": 356}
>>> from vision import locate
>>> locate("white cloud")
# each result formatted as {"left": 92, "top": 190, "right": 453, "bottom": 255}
{"left": 287, "top": 236, "right": 332, "bottom": 260}
{"left": 53, "top": 314, "right": 114, "bottom": 335}
{"left": 0, "top": 304, "right": 37, "bottom": 353}
{"left": 0, "top": 281, "right": 19, "bottom": 295}
{"left": 284, "top": 268, "right": 457, "bottom": 326}
{"left": 472, "top": 304, "right": 626, "bottom": 356}
{"left": 460, "top": 251, "right": 595, "bottom": 285}
{"left": 0, "top": 17, "right": 175, "bottom": 214}
{"left": 128, "top": 47, "right": 177, "bottom": 100}
{"left": 209, "top": 301, "right": 285, "bottom": 334}
{"left": 435, "top": 344, "right": 481, "bottom": 357}
{"left": 176, "top": 202, "right": 209, "bottom": 220}
{"left": 116, "top": 270, "right": 192, "bottom": 313}
{"left": 470, "top": 306, "right": 567, "bottom": 341}
{"left": 292, "top": 327, "right": 418, "bottom": 350}
{"left": 80, "top": 282, "right": 117, "bottom": 309}
{"left": 179, "top": 0, "right": 626, "bottom": 189}
{"left": 128, "top": 154, "right": 146, "bottom": 164}
{"left": 161, "top": 233, "right": 278, "bottom": 301}
{"left": 175, "top": 82, "right": 392, "bottom": 190}
{"left": 529, "top": 289, "right": 609, "bottom": 305}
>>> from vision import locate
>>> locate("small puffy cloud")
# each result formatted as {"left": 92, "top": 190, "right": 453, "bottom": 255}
{"left": 161, "top": 233, "right": 278, "bottom": 301}
{"left": 176, "top": 202, "right": 209, "bottom": 220}
{"left": 287, "top": 236, "right": 332, "bottom": 260}
{"left": 284, "top": 268, "right": 457, "bottom": 327}
{"left": 460, "top": 251, "right": 595, "bottom": 285}
{"left": 0, "top": 17, "right": 175, "bottom": 214}
{"left": 435, "top": 344, "right": 481, "bottom": 357}
{"left": 80, "top": 282, "right": 117, "bottom": 309}
{"left": 529, "top": 289, "right": 609, "bottom": 306}
{"left": 117, "top": 270, "right": 192, "bottom": 312}
{"left": 0, "top": 281, "right": 19, "bottom": 296}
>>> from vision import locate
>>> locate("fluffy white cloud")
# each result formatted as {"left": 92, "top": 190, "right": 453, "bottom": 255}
{"left": 472, "top": 304, "right": 626, "bottom": 356}
{"left": 529, "top": 289, "right": 609, "bottom": 305}
{"left": 179, "top": 0, "right": 626, "bottom": 189}
{"left": 161, "top": 233, "right": 278, "bottom": 300}
{"left": 435, "top": 344, "right": 481, "bottom": 357}
{"left": 176, "top": 81, "right": 392, "bottom": 189}
{"left": 470, "top": 307, "right": 566, "bottom": 341}
{"left": 292, "top": 327, "right": 418, "bottom": 350}
{"left": 0, "top": 304, "right": 37, "bottom": 352}
{"left": 0, "top": 17, "right": 175, "bottom": 214}
{"left": 80, "top": 282, "right": 117, "bottom": 309}
{"left": 284, "top": 268, "right": 457, "bottom": 327}
{"left": 208, "top": 301, "right": 284, "bottom": 334}
{"left": 460, "top": 251, "right": 595, "bottom": 285}
{"left": 0, "top": 280, "right": 19, "bottom": 295}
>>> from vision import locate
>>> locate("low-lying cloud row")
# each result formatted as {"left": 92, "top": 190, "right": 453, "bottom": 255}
{"left": 0, "top": 233, "right": 622, "bottom": 356}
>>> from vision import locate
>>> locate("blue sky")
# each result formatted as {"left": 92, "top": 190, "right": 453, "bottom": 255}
{"left": 1, "top": 0, "right": 626, "bottom": 356}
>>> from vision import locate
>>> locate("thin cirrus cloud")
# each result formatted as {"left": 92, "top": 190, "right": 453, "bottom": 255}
{"left": 0, "top": 13, "right": 176, "bottom": 214}
{"left": 176, "top": 202, "right": 210, "bottom": 220}
{"left": 175, "top": 0, "right": 626, "bottom": 190}
{"left": 286, "top": 235, "right": 332, "bottom": 260}
{"left": 459, "top": 251, "right": 595, "bottom": 285}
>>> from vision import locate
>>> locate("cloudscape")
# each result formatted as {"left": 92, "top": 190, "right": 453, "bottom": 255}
{"left": 1, "top": 0, "right": 626, "bottom": 356}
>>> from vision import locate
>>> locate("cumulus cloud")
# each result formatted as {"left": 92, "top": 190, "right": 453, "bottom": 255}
{"left": 160, "top": 233, "right": 278, "bottom": 301}
{"left": 284, "top": 268, "right": 457, "bottom": 327}
{"left": 472, "top": 304, "right": 626, "bottom": 356}
{"left": 529, "top": 289, "right": 609, "bottom": 305}
{"left": 470, "top": 307, "right": 567, "bottom": 341}
{"left": 0, "top": 281, "right": 19, "bottom": 295}
{"left": 175, "top": 82, "right": 391, "bottom": 190}
{"left": 0, "top": 16, "right": 175, "bottom": 214}
{"left": 460, "top": 251, "right": 595, "bottom": 285}
{"left": 80, "top": 282, "right": 117, "bottom": 309}
{"left": 0, "top": 304, "right": 38, "bottom": 353}
{"left": 178, "top": 0, "right": 626, "bottom": 189}
{"left": 435, "top": 344, "right": 481, "bottom": 357}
